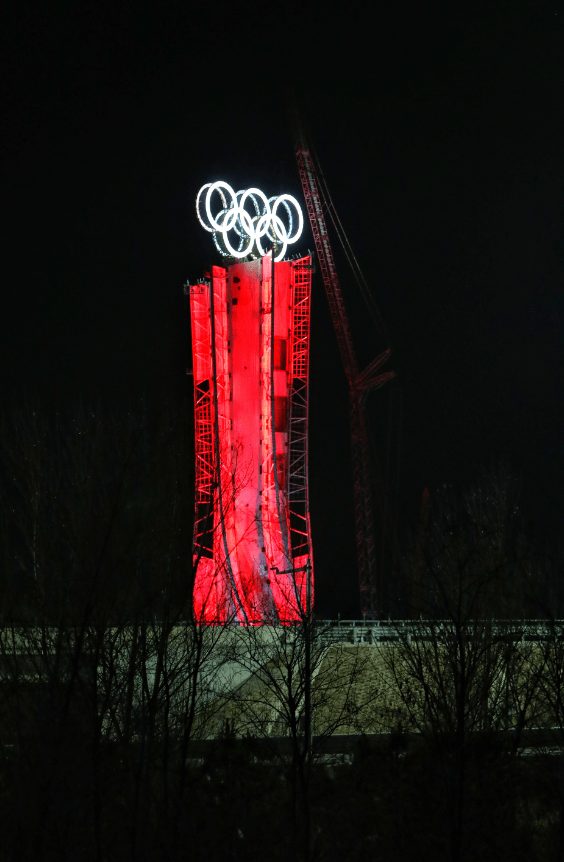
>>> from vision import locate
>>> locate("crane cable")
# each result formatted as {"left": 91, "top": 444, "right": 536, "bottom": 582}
{"left": 307, "top": 129, "right": 391, "bottom": 350}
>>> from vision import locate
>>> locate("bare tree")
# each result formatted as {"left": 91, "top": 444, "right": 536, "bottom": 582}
{"left": 0, "top": 399, "right": 238, "bottom": 862}
{"left": 209, "top": 600, "right": 374, "bottom": 862}
{"left": 376, "top": 468, "right": 545, "bottom": 862}
{"left": 528, "top": 581, "right": 564, "bottom": 862}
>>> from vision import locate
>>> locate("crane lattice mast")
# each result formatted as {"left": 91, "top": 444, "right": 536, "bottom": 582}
{"left": 290, "top": 105, "right": 393, "bottom": 615}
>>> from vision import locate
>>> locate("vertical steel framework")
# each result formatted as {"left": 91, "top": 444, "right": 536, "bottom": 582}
{"left": 287, "top": 259, "right": 313, "bottom": 598}
{"left": 188, "top": 255, "right": 313, "bottom": 623}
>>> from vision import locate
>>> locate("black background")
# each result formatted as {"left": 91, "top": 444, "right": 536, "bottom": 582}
{"left": 2, "top": 1, "right": 563, "bottom": 617}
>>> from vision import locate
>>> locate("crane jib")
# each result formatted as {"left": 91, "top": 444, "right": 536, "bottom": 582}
{"left": 291, "top": 107, "right": 393, "bottom": 616}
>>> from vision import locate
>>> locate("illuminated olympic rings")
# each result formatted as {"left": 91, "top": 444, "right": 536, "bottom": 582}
{"left": 196, "top": 181, "right": 304, "bottom": 262}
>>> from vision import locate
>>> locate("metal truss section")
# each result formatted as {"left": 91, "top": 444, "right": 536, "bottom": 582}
{"left": 287, "top": 259, "right": 312, "bottom": 562}
{"left": 189, "top": 283, "right": 215, "bottom": 560}
{"left": 290, "top": 107, "right": 393, "bottom": 616}
{"left": 294, "top": 150, "right": 358, "bottom": 385}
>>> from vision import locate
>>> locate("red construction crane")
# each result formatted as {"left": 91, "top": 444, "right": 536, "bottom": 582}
{"left": 289, "top": 103, "right": 394, "bottom": 615}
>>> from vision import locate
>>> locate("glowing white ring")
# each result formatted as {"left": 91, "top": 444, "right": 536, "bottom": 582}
{"left": 272, "top": 194, "right": 303, "bottom": 243}
{"left": 256, "top": 216, "right": 288, "bottom": 261}
{"left": 205, "top": 182, "right": 238, "bottom": 233}
{"left": 257, "top": 214, "right": 288, "bottom": 261}
{"left": 196, "top": 180, "right": 303, "bottom": 261}
{"left": 239, "top": 188, "right": 271, "bottom": 231}
{"left": 223, "top": 220, "right": 255, "bottom": 258}
{"left": 230, "top": 191, "right": 248, "bottom": 239}
{"left": 196, "top": 183, "right": 214, "bottom": 232}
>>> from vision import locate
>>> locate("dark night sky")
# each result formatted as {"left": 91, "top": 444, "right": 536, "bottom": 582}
{"left": 2, "top": 1, "right": 563, "bottom": 616}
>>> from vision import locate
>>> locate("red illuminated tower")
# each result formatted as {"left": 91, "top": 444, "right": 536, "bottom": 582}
{"left": 188, "top": 253, "right": 313, "bottom": 623}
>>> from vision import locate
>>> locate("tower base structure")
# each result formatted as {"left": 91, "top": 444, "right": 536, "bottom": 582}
{"left": 188, "top": 254, "right": 313, "bottom": 623}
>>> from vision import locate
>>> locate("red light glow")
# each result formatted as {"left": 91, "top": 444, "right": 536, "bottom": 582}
{"left": 190, "top": 254, "right": 313, "bottom": 623}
